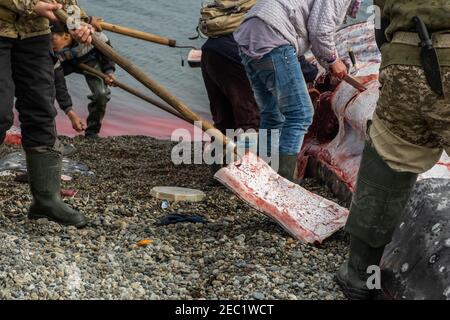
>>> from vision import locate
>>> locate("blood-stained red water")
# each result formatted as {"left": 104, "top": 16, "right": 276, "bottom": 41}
{"left": 9, "top": 95, "right": 205, "bottom": 141}
{"left": 55, "top": 105, "right": 194, "bottom": 139}
{"left": 6, "top": 102, "right": 200, "bottom": 145}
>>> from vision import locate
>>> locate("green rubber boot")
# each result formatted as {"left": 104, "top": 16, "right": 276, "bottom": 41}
{"left": 336, "top": 141, "right": 418, "bottom": 300}
{"left": 278, "top": 154, "right": 298, "bottom": 182}
{"left": 336, "top": 236, "right": 385, "bottom": 300}
{"left": 0, "top": 144, "right": 6, "bottom": 214}
{"left": 207, "top": 163, "right": 224, "bottom": 187}
{"left": 0, "top": 144, "right": 6, "bottom": 159}
{"left": 26, "top": 147, "right": 88, "bottom": 228}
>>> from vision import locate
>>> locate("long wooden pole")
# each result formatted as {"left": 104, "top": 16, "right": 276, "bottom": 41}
{"left": 77, "top": 63, "right": 185, "bottom": 121}
{"left": 51, "top": 5, "right": 230, "bottom": 147}
{"left": 100, "top": 21, "right": 177, "bottom": 47}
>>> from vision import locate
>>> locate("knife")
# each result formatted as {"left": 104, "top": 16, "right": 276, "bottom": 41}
{"left": 413, "top": 16, "right": 444, "bottom": 96}
{"left": 343, "top": 75, "right": 367, "bottom": 92}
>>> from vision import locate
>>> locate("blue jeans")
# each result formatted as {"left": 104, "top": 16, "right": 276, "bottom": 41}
{"left": 240, "top": 45, "right": 314, "bottom": 156}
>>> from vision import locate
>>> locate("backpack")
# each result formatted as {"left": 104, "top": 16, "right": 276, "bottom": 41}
{"left": 197, "top": 0, "right": 257, "bottom": 38}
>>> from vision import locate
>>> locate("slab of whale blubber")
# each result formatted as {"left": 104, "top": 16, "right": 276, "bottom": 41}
{"left": 214, "top": 153, "right": 349, "bottom": 244}
{"left": 150, "top": 186, "right": 205, "bottom": 202}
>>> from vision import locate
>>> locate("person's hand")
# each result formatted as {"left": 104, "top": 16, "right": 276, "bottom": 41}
{"left": 67, "top": 110, "right": 85, "bottom": 133}
{"left": 90, "top": 16, "right": 103, "bottom": 31}
{"left": 330, "top": 58, "right": 348, "bottom": 79}
{"left": 105, "top": 73, "right": 116, "bottom": 86}
{"left": 33, "top": 1, "right": 62, "bottom": 21}
{"left": 69, "top": 22, "right": 94, "bottom": 44}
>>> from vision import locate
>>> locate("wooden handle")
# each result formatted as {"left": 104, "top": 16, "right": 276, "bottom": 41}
{"left": 347, "top": 47, "right": 357, "bottom": 67}
{"left": 100, "top": 21, "right": 176, "bottom": 47}
{"left": 51, "top": 6, "right": 229, "bottom": 146}
{"left": 77, "top": 63, "right": 185, "bottom": 121}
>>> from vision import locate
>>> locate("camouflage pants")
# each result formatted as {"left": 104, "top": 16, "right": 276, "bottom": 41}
{"left": 370, "top": 65, "right": 450, "bottom": 173}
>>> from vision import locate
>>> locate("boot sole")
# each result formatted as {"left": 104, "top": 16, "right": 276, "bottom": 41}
{"left": 334, "top": 272, "right": 373, "bottom": 300}
{"left": 29, "top": 213, "right": 88, "bottom": 229}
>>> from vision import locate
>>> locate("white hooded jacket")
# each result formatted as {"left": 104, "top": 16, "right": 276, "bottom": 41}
{"left": 242, "top": 0, "right": 353, "bottom": 67}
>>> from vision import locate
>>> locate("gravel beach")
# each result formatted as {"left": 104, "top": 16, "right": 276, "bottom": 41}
{"left": 0, "top": 136, "right": 349, "bottom": 300}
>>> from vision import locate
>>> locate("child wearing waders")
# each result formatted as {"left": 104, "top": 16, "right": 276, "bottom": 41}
{"left": 51, "top": 21, "right": 116, "bottom": 138}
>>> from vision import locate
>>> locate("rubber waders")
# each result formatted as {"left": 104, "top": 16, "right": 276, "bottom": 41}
{"left": 208, "top": 163, "right": 224, "bottom": 187}
{"left": 26, "top": 147, "right": 88, "bottom": 228}
{"left": 336, "top": 141, "right": 418, "bottom": 300}
{"left": 336, "top": 236, "right": 385, "bottom": 300}
{"left": 0, "top": 144, "right": 6, "bottom": 215}
{"left": 0, "top": 144, "right": 6, "bottom": 159}
{"left": 278, "top": 154, "right": 298, "bottom": 182}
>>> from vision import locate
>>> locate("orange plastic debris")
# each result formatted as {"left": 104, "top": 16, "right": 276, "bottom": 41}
{"left": 137, "top": 239, "right": 153, "bottom": 247}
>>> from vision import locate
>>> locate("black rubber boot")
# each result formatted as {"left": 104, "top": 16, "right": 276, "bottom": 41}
{"left": 336, "top": 141, "right": 418, "bottom": 300}
{"left": 0, "top": 144, "right": 6, "bottom": 159}
{"left": 84, "top": 132, "right": 99, "bottom": 140}
{"left": 336, "top": 236, "right": 385, "bottom": 300}
{"left": 207, "top": 163, "right": 224, "bottom": 187}
{"left": 278, "top": 154, "right": 298, "bottom": 182}
{"left": 26, "top": 147, "right": 88, "bottom": 228}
